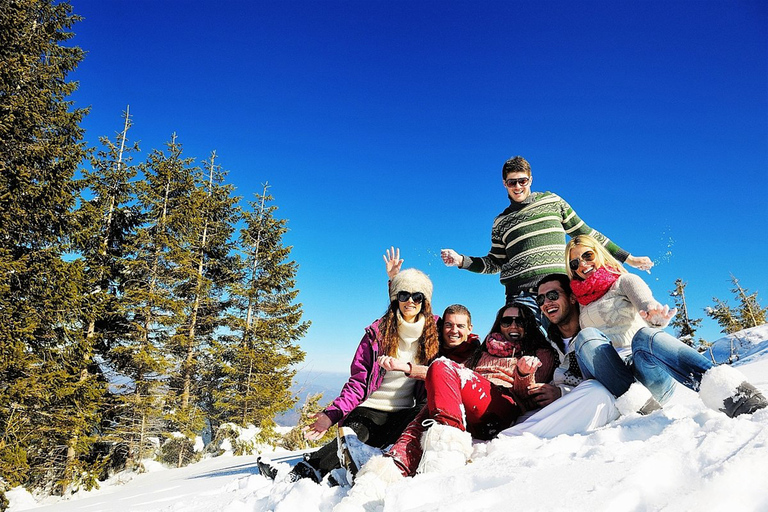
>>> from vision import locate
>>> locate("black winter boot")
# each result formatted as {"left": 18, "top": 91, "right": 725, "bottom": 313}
{"left": 722, "top": 382, "right": 768, "bottom": 418}
{"left": 256, "top": 457, "right": 278, "bottom": 480}
{"left": 287, "top": 457, "right": 322, "bottom": 483}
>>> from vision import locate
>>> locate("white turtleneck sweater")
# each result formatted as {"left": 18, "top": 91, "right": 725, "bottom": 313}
{"left": 360, "top": 313, "right": 423, "bottom": 411}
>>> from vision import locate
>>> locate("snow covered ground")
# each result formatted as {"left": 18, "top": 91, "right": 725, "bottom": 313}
{"left": 9, "top": 326, "right": 768, "bottom": 512}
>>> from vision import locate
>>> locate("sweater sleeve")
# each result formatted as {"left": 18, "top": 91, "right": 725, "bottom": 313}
{"left": 558, "top": 195, "right": 630, "bottom": 262}
{"left": 323, "top": 331, "right": 375, "bottom": 425}
{"left": 618, "top": 274, "right": 669, "bottom": 328}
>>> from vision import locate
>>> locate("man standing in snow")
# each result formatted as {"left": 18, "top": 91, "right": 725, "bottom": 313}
{"left": 440, "top": 156, "right": 653, "bottom": 308}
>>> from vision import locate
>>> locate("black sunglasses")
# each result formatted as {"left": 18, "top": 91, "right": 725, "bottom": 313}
{"left": 397, "top": 291, "right": 424, "bottom": 304}
{"left": 536, "top": 290, "right": 561, "bottom": 306}
{"left": 569, "top": 250, "right": 596, "bottom": 271}
{"left": 500, "top": 316, "right": 525, "bottom": 328}
{"left": 504, "top": 177, "right": 530, "bottom": 188}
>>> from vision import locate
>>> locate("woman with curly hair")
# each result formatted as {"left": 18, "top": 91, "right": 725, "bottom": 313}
{"left": 258, "top": 268, "right": 440, "bottom": 483}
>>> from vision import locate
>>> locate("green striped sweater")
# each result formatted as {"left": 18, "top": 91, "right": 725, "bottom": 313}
{"left": 461, "top": 191, "right": 629, "bottom": 296}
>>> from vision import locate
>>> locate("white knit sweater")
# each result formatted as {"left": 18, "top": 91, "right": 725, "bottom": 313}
{"left": 578, "top": 273, "right": 669, "bottom": 355}
{"left": 360, "top": 314, "right": 422, "bottom": 411}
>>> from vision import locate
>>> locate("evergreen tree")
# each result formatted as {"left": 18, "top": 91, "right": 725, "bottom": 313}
{"left": 668, "top": 279, "right": 702, "bottom": 347}
{"left": 729, "top": 274, "right": 766, "bottom": 329}
{"left": 108, "top": 134, "right": 194, "bottom": 465}
{"left": 205, "top": 185, "right": 308, "bottom": 429}
{"left": 74, "top": 106, "right": 141, "bottom": 357}
{"left": 0, "top": 0, "right": 103, "bottom": 494}
{"left": 162, "top": 151, "right": 240, "bottom": 464}
{"left": 706, "top": 298, "right": 742, "bottom": 334}
{"left": 706, "top": 276, "right": 766, "bottom": 334}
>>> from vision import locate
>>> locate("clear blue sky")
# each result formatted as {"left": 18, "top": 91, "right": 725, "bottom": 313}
{"left": 68, "top": 0, "right": 767, "bottom": 373}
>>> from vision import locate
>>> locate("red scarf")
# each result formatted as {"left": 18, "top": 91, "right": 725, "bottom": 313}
{"left": 571, "top": 267, "right": 621, "bottom": 306}
{"left": 485, "top": 332, "right": 518, "bottom": 357}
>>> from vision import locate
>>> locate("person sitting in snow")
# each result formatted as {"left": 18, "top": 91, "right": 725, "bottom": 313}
{"left": 338, "top": 300, "right": 557, "bottom": 504}
{"left": 565, "top": 234, "right": 767, "bottom": 417}
{"left": 257, "top": 268, "right": 440, "bottom": 484}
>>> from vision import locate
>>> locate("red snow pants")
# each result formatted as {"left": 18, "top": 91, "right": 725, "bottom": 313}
{"left": 387, "top": 359, "right": 522, "bottom": 476}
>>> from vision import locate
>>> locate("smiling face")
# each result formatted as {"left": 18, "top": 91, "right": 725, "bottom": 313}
{"left": 398, "top": 293, "right": 423, "bottom": 322}
{"left": 442, "top": 313, "right": 472, "bottom": 348}
{"left": 503, "top": 171, "right": 532, "bottom": 203}
{"left": 537, "top": 280, "right": 577, "bottom": 326}
{"left": 569, "top": 245, "right": 602, "bottom": 280}
{"left": 500, "top": 306, "right": 525, "bottom": 342}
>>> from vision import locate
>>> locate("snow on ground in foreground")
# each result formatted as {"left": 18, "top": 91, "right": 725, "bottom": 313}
{"left": 9, "top": 349, "right": 768, "bottom": 512}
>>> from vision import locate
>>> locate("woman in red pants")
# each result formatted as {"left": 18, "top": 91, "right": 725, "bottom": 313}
{"left": 336, "top": 301, "right": 557, "bottom": 510}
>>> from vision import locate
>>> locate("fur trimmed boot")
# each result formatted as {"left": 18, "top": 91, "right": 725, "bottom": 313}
{"left": 415, "top": 423, "right": 473, "bottom": 474}
{"left": 615, "top": 382, "right": 662, "bottom": 416}
{"left": 333, "top": 456, "right": 403, "bottom": 512}
{"left": 699, "top": 365, "right": 768, "bottom": 418}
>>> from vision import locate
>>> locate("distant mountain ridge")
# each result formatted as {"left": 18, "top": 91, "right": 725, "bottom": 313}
{"left": 276, "top": 370, "right": 349, "bottom": 426}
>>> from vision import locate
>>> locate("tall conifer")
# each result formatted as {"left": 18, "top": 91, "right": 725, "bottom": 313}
{"left": 111, "top": 135, "right": 194, "bottom": 463}
{"left": 163, "top": 152, "right": 240, "bottom": 460}
{"left": 206, "top": 186, "right": 307, "bottom": 429}
{"left": 0, "top": 0, "right": 101, "bottom": 494}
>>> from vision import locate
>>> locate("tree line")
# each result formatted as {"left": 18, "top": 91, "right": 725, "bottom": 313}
{"left": 669, "top": 276, "right": 766, "bottom": 350}
{"left": 1, "top": 0, "right": 308, "bottom": 504}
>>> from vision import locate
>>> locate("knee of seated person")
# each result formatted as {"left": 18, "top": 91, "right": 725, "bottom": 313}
{"left": 631, "top": 327, "right": 657, "bottom": 350}
{"left": 574, "top": 327, "right": 607, "bottom": 349}
{"left": 426, "top": 358, "right": 454, "bottom": 378}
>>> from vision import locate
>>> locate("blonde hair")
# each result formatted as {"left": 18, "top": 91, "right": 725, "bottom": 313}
{"left": 565, "top": 234, "right": 626, "bottom": 280}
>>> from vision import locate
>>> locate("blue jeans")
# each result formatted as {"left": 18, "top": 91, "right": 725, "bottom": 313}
{"left": 574, "top": 327, "right": 714, "bottom": 404}
{"left": 631, "top": 327, "right": 713, "bottom": 403}
{"left": 573, "top": 328, "right": 635, "bottom": 398}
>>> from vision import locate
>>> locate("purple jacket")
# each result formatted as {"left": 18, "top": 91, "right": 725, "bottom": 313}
{"left": 323, "top": 318, "right": 429, "bottom": 425}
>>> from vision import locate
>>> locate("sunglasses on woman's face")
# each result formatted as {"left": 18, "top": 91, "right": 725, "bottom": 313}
{"left": 397, "top": 291, "right": 424, "bottom": 304}
{"left": 504, "top": 177, "right": 530, "bottom": 188}
{"left": 500, "top": 316, "right": 525, "bottom": 328}
{"left": 569, "top": 250, "right": 596, "bottom": 271}
{"left": 535, "top": 290, "right": 561, "bottom": 306}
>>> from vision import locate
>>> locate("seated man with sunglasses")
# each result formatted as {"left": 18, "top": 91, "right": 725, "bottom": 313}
{"left": 500, "top": 274, "right": 621, "bottom": 436}
{"left": 440, "top": 155, "right": 652, "bottom": 309}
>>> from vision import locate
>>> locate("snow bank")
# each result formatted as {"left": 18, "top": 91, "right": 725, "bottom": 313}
{"left": 11, "top": 327, "right": 768, "bottom": 512}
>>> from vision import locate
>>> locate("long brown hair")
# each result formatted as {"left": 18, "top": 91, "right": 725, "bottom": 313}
{"left": 378, "top": 299, "right": 440, "bottom": 364}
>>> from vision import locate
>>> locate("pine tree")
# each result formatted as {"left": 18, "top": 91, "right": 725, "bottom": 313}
{"left": 706, "top": 276, "right": 766, "bottom": 334}
{"left": 729, "top": 274, "right": 766, "bottom": 329}
{"left": 74, "top": 106, "right": 141, "bottom": 354}
{"left": 706, "top": 298, "right": 743, "bottom": 334}
{"left": 668, "top": 279, "right": 702, "bottom": 347}
{"left": 108, "top": 134, "right": 194, "bottom": 465}
{"left": 206, "top": 185, "right": 308, "bottom": 430}
{"left": 0, "top": 0, "right": 103, "bottom": 495}
{"left": 162, "top": 151, "right": 240, "bottom": 465}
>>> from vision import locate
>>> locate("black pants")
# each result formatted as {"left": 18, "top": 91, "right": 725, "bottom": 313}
{"left": 305, "top": 405, "right": 421, "bottom": 476}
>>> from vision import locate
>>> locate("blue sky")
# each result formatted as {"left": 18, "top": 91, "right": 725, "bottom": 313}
{"left": 68, "top": 1, "right": 767, "bottom": 373}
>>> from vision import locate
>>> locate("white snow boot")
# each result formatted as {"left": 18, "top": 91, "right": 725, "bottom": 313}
{"left": 415, "top": 423, "right": 473, "bottom": 474}
{"left": 333, "top": 455, "right": 403, "bottom": 512}
{"left": 699, "top": 365, "right": 768, "bottom": 418}
{"left": 337, "top": 426, "right": 384, "bottom": 485}
{"left": 615, "top": 382, "right": 662, "bottom": 416}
